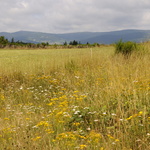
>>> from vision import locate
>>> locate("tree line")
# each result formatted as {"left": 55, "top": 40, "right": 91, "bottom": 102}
{"left": 0, "top": 36, "right": 102, "bottom": 49}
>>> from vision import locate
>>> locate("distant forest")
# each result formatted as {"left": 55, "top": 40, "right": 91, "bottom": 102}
{"left": 0, "top": 36, "right": 101, "bottom": 49}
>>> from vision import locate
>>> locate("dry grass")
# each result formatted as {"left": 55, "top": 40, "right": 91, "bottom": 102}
{"left": 0, "top": 45, "right": 149, "bottom": 150}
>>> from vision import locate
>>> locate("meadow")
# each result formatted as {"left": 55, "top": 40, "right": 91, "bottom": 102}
{"left": 0, "top": 45, "right": 149, "bottom": 150}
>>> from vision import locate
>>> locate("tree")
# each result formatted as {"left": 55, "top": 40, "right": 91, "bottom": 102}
{"left": 69, "top": 40, "right": 78, "bottom": 45}
{"left": 63, "top": 41, "right": 67, "bottom": 45}
{"left": 0, "top": 36, "right": 9, "bottom": 48}
{"left": 11, "top": 37, "right": 15, "bottom": 43}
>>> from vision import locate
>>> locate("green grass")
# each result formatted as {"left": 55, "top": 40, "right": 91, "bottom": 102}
{"left": 0, "top": 45, "right": 149, "bottom": 150}
{"left": 0, "top": 47, "right": 113, "bottom": 75}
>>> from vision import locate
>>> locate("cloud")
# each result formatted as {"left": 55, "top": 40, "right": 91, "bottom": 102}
{"left": 0, "top": 0, "right": 150, "bottom": 33}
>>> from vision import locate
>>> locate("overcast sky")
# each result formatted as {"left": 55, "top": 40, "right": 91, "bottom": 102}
{"left": 1, "top": 0, "right": 150, "bottom": 33}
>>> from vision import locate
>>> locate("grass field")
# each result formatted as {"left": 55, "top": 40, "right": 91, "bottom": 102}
{"left": 0, "top": 45, "right": 149, "bottom": 150}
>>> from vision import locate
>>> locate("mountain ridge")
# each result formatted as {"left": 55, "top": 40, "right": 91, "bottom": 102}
{"left": 0, "top": 29, "right": 150, "bottom": 44}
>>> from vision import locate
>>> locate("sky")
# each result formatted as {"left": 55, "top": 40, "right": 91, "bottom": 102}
{"left": 1, "top": 0, "right": 150, "bottom": 33}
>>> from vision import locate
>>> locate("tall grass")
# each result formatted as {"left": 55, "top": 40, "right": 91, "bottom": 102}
{"left": 0, "top": 45, "right": 149, "bottom": 150}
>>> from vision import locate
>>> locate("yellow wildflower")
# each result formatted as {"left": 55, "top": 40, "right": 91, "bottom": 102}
{"left": 80, "top": 145, "right": 87, "bottom": 149}
{"left": 87, "top": 131, "right": 101, "bottom": 143}
{"left": 78, "top": 135, "right": 86, "bottom": 139}
{"left": 51, "top": 97, "right": 58, "bottom": 101}
{"left": 58, "top": 121, "right": 65, "bottom": 123}
{"left": 138, "top": 111, "right": 143, "bottom": 115}
{"left": 126, "top": 116, "right": 133, "bottom": 120}
{"left": 4, "top": 118, "right": 9, "bottom": 120}
{"left": 126, "top": 111, "right": 143, "bottom": 120}
{"left": 74, "top": 90, "right": 79, "bottom": 93}
{"left": 107, "top": 134, "right": 114, "bottom": 139}
{"left": 73, "top": 122, "right": 80, "bottom": 126}
{"left": 56, "top": 111, "right": 63, "bottom": 117}
{"left": 76, "top": 97, "right": 83, "bottom": 101}
{"left": 45, "top": 129, "right": 54, "bottom": 134}
{"left": 59, "top": 100, "right": 68, "bottom": 107}
{"left": 32, "top": 136, "right": 41, "bottom": 141}
{"left": 115, "top": 139, "right": 120, "bottom": 142}
{"left": 36, "top": 121, "right": 49, "bottom": 127}
{"left": 47, "top": 102, "right": 54, "bottom": 106}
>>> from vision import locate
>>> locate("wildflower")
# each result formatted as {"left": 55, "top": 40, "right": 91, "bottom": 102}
{"left": 74, "top": 110, "right": 80, "bottom": 114}
{"left": 80, "top": 145, "right": 87, "bottom": 149}
{"left": 111, "top": 113, "right": 116, "bottom": 116}
{"left": 81, "top": 95, "right": 87, "bottom": 98}
{"left": 86, "top": 127, "right": 91, "bottom": 131}
{"left": 51, "top": 97, "right": 58, "bottom": 101}
{"left": 87, "top": 130, "right": 101, "bottom": 144}
{"left": 126, "top": 116, "right": 133, "bottom": 120}
{"left": 56, "top": 132, "right": 76, "bottom": 141}
{"left": 119, "top": 119, "right": 124, "bottom": 121}
{"left": 59, "top": 95, "right": 67, "bottom": 100}
{"left": 139, "top": 124, "right": 144, "bottom": 127}
{"left": 58, "top": 121, "right": 64, "bottom": 123}
{"left": 74, "top": 90, "right": 79, "bottom": 93}
{"left": 126, "top": 111, "right": 143, "bottom": 120}
{"left": 4, "top": 118, "right": 9, "bottom": 120}
{"left": 63, "top": 112, "right": 70, "bottom": 117}
{"left": 115, "top": 139, "right": 120, "bottom": 142}
{"left": 138, "top": 111, "right": 143, "bottom": 115}
{"left": 32, "top": 126, "right": 38, "bottom": 129}
{"left": 102, "top": 112, "right": 107, "bottom": 115}
{"left": 45, "top": 129, "right": 54, "bottom": 134}
{"left": 56, "top": 111, "right": 63, "bottom": 117}
{"left": 36, "top": 121, "right": 49, "bottom": 127}
{"left": 0, "top": 94, "right": 5, "bottom": 100}
{"left": 107, "top": 134, "right": 114, "bottom": 139}
{"left": 94, "top": 119, "right": 99, "bottom": 122}
{"left": 76, "top": 97, "right": 83, "bottom": 101}
{"left": 78, "top": 135, "right": 86, "bottom": 139}
{"left": 84, "top": 107, "right": 89, "bottom": 110}
{"left": 75, "top": 76, "right": 80, "bottom": 79}
{"left": 52, "top": 139, "right": 56, "bottom": 142}
{"left": 146, "top": 133, "right": 150, "bottom": 136}
{"left": 20, "top": 86, "right": 23, "bottom": 90}
{"left": 32, "top": 136, "right": 41, "bottom": 141}
{"left": 59, "top": 100, "right": 68, "bottom": 107}
{"left": 47, "top": 102, "right": 54, "bottom": 106}
{"left": 73, "top": 122, "right": 80, "bottom": 126}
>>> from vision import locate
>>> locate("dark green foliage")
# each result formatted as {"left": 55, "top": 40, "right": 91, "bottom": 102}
{"left": 0, "top": 35, "right": 105, "bottom": 49}
{"left": 115, "top": 40, "right": 138, "bottom": 56}
{"left": 0, "top": 36, "right": 9, "bottom": 48}
{"left": 63, "top": 41, "right": 67, "bottom": 45}
{"left": 11, "top": 37, "right": 14, "bottom": 43}
{"left": 69, "top": 40, "right": 79, "bottom": 45}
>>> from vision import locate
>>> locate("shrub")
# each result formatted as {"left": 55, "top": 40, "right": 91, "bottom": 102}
{"left": 115, "top": 40, "right": 138, "bottom": 56}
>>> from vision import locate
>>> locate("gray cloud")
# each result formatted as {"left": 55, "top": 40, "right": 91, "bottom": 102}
{"left": 0, "top": 0, "right": 150, "bottom": 33}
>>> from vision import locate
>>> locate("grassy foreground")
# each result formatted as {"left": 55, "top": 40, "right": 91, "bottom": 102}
{"left": 0, "top": 45, "right": 149, "bottom": 150}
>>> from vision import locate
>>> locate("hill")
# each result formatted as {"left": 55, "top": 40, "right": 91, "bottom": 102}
{"left": 0, "top": 29, "right": 150, "bottom": 44}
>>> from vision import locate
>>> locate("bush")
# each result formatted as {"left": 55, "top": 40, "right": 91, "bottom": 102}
{"left": 115, "top": 40, "right": 138, "bottom": 56}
